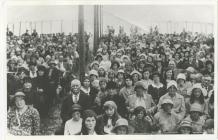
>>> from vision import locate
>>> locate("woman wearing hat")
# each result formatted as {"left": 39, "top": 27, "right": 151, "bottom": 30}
{"left": 7, "top": 92, "right": 40, "bottom": 135}
{"left": 127, "top": 81, "right": 157, "bottom": 116}
{"left": 177, "top": 120, "right": 193, "bottom": 134}
{"left": 115, "top": 69, "right": 125, "bottom": 90}
{"left": 162, "top": 67, "right": 175, "bottom": 87}
{"left": 128, "top": 106, "right": 153, "bottom": 134}
{"left": 111, "top": 118, "right": 129, "bottom": 135}
{"left": 94, "top": 78, "right": 108, "bottom": 110}
{"left": 148, "top": 72, "right": 166, "bottom": 105}
{"left": 90, "top": 61, "right": 99, "bottom": 71}
{"left": 185, "top": 83, "right": 208, "bottom": 120}
{"left": 202, "top": 60, "right": 214, "bottom": 77}
{"left": 154, "top": 98, "right": 180, "bottom": 134}
{"left": 183, "top": 103, "right": 205, "bottom": 133}
{"left": 141, "top": 68, "right": 153, "bottom": 88}
{"left": 8, "top": 59, "right": 17, "bottom": 73}
{"left": 124, "top": 61, "right": 133, "bottom": 75}
{"left": 64, "top": 104, "right": 83, "bottom": 135}
{"left": 173, "top": 52, "right": 181, "bottom": 65}
{"left": 130, "top": 70, "right": 142, "bottom": 85}
{"left": 119, "top": 74, "right": 134, "bottom": 104}
{"left": 80, "top": 76, "right": 91, "bottom": 95}
{"left": 97, "top": 101, "right": 121, "bottom": 134}
{"left": 101, "top": 81, "right": 127, "bottom": 118}
{"left": 137, "top": 59, "right": 146, "bottom": 74}
{"left": 107, "top": 70, "right": 116, "bottom": 82}
{"left": 95, "top": 54, "right": 103, "bottom": 63}
{"left": 89, "top": 69, "right": 99, "bottom": 83}
{"left": 77, "top": 109, "right": 102, "bottom": 135}
{"left": 98, "top": 66, "right": 107, "bottom": 78}
{"left": 158, "top": 80, "right": 186, "bottom": 120}
{"left": 145, "top": 56, "right": 155, "bottom": 72}
{"left": 110, "top": 60, "right": 120, "bottom": 75}
{"left": 154, "top": 58, "right": 164, "bottom": 76}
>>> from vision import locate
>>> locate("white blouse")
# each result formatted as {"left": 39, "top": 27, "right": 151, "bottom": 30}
{"left": 64, "top": 118, "right": 82, "bottom": 135}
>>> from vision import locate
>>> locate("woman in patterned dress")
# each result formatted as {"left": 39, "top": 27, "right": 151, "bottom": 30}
{"left": 7, "top": 91, "right": 40, "bottom": 135}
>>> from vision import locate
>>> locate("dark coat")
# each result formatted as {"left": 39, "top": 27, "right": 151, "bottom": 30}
{"left": 32, "top": 75, "right": 49, "bottom": 117}
{"left": 60, "top": 91, "right": 91, "bottom": 123}
{"left": 46, "top": 67, "right": 60, "bottom": 97}
{"left": 33, "top": 75, "right": 49, "bottom": 91}
{"left": 129, "top": 117, "right": 152, "bottom": 133}
{"left": 46, "top": 67, "right": 60, "bottom": 86}
{"left": 148, "top": 84, "right": 166, "bottom": 105}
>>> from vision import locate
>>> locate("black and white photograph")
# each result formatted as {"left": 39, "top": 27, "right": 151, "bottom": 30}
{"left": 4, "top": 1, "right": 216, "bottom": 137}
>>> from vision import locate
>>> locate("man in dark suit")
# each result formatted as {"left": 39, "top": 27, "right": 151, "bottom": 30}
{"left": 55, "top": 79, "right": 91, "bottom": 135}
{"left": 60, "top": 79, "right": 91, "bottom": 124}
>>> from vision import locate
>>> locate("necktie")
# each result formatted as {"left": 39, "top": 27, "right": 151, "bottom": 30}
{"left": 74, "top": 95, "right": 78, "bottom": 103}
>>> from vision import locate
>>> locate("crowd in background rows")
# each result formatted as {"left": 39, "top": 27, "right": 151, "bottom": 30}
{"left": 7, "top": 26, "right": 214, "bottom": 135}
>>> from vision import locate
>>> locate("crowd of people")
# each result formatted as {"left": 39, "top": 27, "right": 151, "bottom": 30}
{"left": 7, "top": 26, "right": 214, "bottom": 135}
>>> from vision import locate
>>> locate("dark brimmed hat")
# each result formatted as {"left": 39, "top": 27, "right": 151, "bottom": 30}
{"left": 14, "top": 91, "right": 25, "bottom": 98}
{"left": 71, "top": 104, "right": 82, "bottom": 113}
{"left": 103, "top": 101, "right": 117, "bottom": 110}
{"left": 111, "top": 118, "right": 129, "bottom": 133}
{"left": 161, "top": 98, "right": 174, "bottom": 107}
{"left": 13, "top": 91, "right": 26, "bottom": 103}
{"left": 95, "top": 54, "right": 103, "bottom": 60}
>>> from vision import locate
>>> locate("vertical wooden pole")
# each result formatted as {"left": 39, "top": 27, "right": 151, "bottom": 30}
{"left": 101, "top": 5, "right": 103, "bottom": 37}
{"left": 93, "top": 5, "right": 100, "bottom": 55}
{"left": 78, "top": 5, "right": 85, "bottom": 81}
